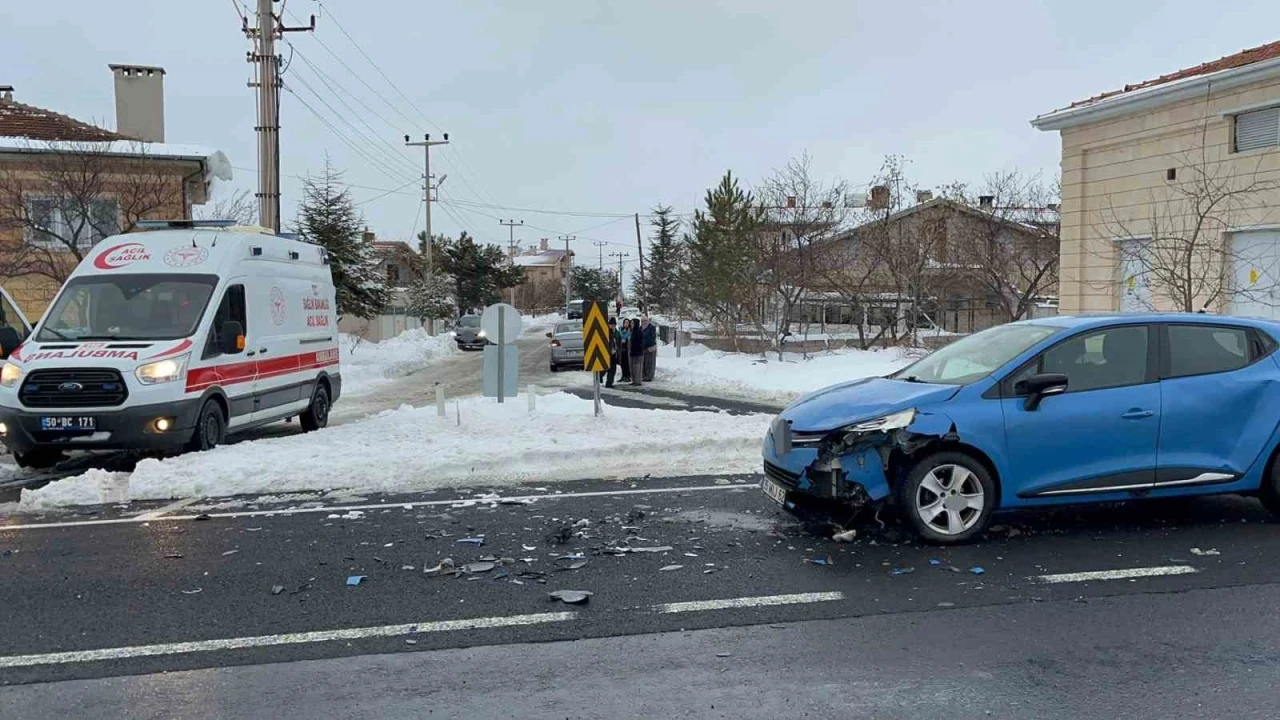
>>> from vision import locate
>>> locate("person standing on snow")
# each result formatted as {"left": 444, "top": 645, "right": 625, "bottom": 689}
{"left": 641, "top": 314, "right": 658, "bottom": 382}
{"left": 618, "top": 318, "right": 633, "bottom": 383}
{"left": 628, "top": 316, "right": 646, "bottom": 386}
{"left": 604, "top": 317, "right": 622, "bottom": 388}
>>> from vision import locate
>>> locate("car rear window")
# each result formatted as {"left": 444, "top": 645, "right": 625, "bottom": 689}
{"left": 1166, "top": 325, "right": 1250, "bottom": 378}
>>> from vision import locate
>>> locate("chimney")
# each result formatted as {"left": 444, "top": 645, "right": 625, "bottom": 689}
{"left": 868, "top": 185, "right": 890, "bottom": 211}
{"left": 109, "top": 64, "right": 165, "bottom": 142}
{"left": 916, "top": 190, "right": 933, "bottom": 204}
{"left": 978, "top": 195, "right": 995, "bottom": 209}
{"left": 362, "top": 227, "right": 375, "bottom": 243}
{"left": 540, "top": 238, "right": 549, "bottom": 251}
{"left": 0, "top": 86, "right": 12, "bottom": 103}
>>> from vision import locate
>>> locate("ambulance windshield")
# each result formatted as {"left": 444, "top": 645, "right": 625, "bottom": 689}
{"left": 36, "top": 274, "right": 218, "bottom": 342}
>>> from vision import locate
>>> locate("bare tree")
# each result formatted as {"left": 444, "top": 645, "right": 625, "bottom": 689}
{"left": 1099, "top": 112, "right": 1280, "bottom": 313}
{"left": 945, "top": 171, "right": 1060, "bottom": 322}
{"left": 195, "top": 188, "right": 257, "bottom": 226}
{"left": 754, "top": 154, "right": 851, "bottom": 357}
{"left": 0, "top": 140, "right": 186, "bottom": 285}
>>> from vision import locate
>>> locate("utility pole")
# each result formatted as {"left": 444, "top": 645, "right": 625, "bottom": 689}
{"left": 634, "top": 213, "right": 646, "bottom": 311}
{"left": 593, "top": 240, "right": 607, "bottom": 271}
{"left": 244, "top": 0, "right": 312, "bottom": 233}
{"left": 405, "top": 132, "right": 449, "bottom": 334}
{"left": 500, "top": 219, "right": 523, "bottom": 256}
{"left": 609, "top": 251, "right": 629, "bottom": 302}
{"left": 560, "top": 235, "right": 576, "bottom": 314}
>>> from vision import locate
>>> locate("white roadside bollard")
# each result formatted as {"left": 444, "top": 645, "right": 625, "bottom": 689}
{"left": 528, "top": 384, "right": 536, "bottom": 413}
{"left": 436, "top": 384, "right": 446, "bottom": 418}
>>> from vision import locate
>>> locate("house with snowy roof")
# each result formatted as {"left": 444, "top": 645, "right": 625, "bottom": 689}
{"left": 0, "top": 64, "right": 232, "bottom": 316}
{"left": 506, "top": 239, "right": 571, "bottom": 311}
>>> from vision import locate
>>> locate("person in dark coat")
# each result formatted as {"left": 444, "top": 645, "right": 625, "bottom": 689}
{"left": 628, "top": 317, "right": 646, "bottom": 386}
{"left": 604, "top": 317, "right": 621, "bottom": 388}
{"left": 641, "top": 314, "right": 658, "bottom": 382}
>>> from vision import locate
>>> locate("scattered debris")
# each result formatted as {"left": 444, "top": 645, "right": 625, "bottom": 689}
{"left": 522, "top": 545, "right": 538, "bottom": 551}
{"left": 624, "top": 509, "right": 646, "bottom": 524}
{"left": 937, "top": 602, "right": 955, "bottom": 608}
{"left": 714, "top": 479, "right": 731, "bottom": 486}
{"left": 548, "top": 526, "right": 573, "bottom": 545}
{"left": 805, "top": 556, "right": 835, "bottom": 566}
{"left": 499, "top": 497, "right": 534, "bottom": 506}
{"left": 464, "top": 562, "right": 496, "bottom": 574}
{"left": 221, "top": 550, "right": 239, "bottom": 557}
{"left": 890, "top": 567, "right": 915, "bottom": 576}
{"left": 969, "top": 566, "right": 985, "bottom": 576}
{"left": 928, "top": 558, "right": 942, "bottom": 566}
{"left": 832, "top": 529, "right": 857, "bottom": 543}
{"left": 401, "top": 565, "right": 416, "bottom": 571}
{"left": 548, "top": 589, "right": 592, "bottom": 604}
{"left": 659, "top": 565, "right": 684, "bottom": 572}
{"left": 164, "top": 553, "right": 184, "bottom": 559}
{"left": 567, "top": 560, "right": 589, "bottom": 570}
{"left": 628, "top": 546, "right": 674, "bottom": 553}
{"left": 683, "top": 552, "right": 699, "bottom": 558}
{"left": 346, "top": 575, "right": 366, "bottom": 586}
{"left": 457, "top": 537, "right": 485, "bottom": 546}
{"left": 271, "top": 585, "right": 285, "bottom": 595}
{"left": 1190, "top": 547, "right": 1220, "bottom": 556}
{"left": 716, "top": 652, "right": 732, "bottom": 657}
{"left": 180, "top": 588, "right": 203, "bottom": 595}
{"left": 574, "top": 518, "right": 591, "bottom": 529}
{"left": 425, "top": 559, "right": 456, "bottom": 577}
{"left": 405, "top": 639, "right": 418, "bottom": 645}
{"left": 194, "top": 514, "right": 211, "bottom": 521}
{"left": 556, "top": 553, "right": 587, "bottom": 561}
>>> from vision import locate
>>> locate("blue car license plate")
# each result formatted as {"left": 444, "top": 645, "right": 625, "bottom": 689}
{"left": 40, "top": 416, "right": 95, "bottom": 431}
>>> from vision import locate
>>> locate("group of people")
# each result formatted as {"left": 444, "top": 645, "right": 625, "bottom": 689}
{"left": 602, "top": 313, "right": 657, "bottom": 388}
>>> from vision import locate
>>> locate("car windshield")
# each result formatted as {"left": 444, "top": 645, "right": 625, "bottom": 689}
{"left": 458, "top": 316, "right": 481, "bottom": 328}
{"left": 36, "top": 273, "right": 218, "bottom": 342}
{"left": 555, "top": 322, "right": 581, "bottom": 334}
{"left": 892, "top": 323, "right": 1062, "bottom": 386}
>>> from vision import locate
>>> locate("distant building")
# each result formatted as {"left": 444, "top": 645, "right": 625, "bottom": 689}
{"left": 337, "top": 229, "right": 424, "bottom": 342}
{"left": 507, "top": 238, "right": 571, "bottom": 311}
{"left": 0, "top": 65, "right": 231, "bottom": 317}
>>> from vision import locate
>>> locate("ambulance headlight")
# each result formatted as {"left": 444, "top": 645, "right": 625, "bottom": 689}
{"left": 136, "top": 353, "right": 190, "bottom": 385}
{"left": 0, "top": 362, "right": 21, "bottom": 388}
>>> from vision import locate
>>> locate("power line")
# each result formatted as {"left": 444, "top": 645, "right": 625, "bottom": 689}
{"left": 284, "top": 70, "right": 418, "bottom": 182}
{"left": 280, "top": 81, "right": 417, "bottom": 187}
{"left": 355, "top": 179, "right": 419, "bottom": 206}
{"left": 445, "top": 198, "right": 632, "bottom": 218}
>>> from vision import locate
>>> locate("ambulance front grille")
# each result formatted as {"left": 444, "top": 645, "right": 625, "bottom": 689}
{"left": 20, "top": 368, "right": 129, "bottom": 408}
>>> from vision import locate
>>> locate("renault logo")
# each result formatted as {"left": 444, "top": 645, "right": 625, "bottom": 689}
{"left": 58, "top": 382, "right": 83, "bottom": 392}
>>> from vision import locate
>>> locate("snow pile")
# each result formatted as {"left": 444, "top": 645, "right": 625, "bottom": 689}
{"left": 19, "top": 393, "right": 770, "bottom": 509}
{"left": 655, "top": 343, "right": 916, "bottom": 400}
{"left": 523, "top": 312, "right": 565, "bottom": 332}
{"left": 339, "top": 329, "right": 460, "bottom": 396}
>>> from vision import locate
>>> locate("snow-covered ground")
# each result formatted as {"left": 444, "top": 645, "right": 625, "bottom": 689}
{"left": 655, "top": 343, "right": 917, "bottom": 401}
{"left": 18, "top": 392, "right": 769, "bottom": 509}
{"left": 339, "top": 329, "right": 460, "bottom": 396}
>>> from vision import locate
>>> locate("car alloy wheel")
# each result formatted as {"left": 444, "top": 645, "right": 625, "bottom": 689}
{"left": 914, "top": 463, "right": 985, "bottom": 536}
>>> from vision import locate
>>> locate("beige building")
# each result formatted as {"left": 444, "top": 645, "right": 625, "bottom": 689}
{"left": 1033, "top": 41, "right": 1280, "bottom": 316}
{"left": 506, "top": 239, "right": 570, "bottom": 312}
{"left": 336, "top": 230, "right": 424, "bottom": 342}
{"left": 0, "top": 65, "right": 231, "bottom": 317}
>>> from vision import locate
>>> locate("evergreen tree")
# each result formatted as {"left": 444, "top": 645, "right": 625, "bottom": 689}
{"left": 681, "top": 171, "right": 763, "bottom": 341}
{"left": 571, "top": 267, "right": 620, "bottom": 305}
{"left": 407, "top": 272, "right": 455, "bottom": 323}
{"left": 296, "top": 158, "right": 388, "bottom": 320}
{"left": 634, "top": 205, "right": 683, "bottom": 311}
{"left": 417, "top": 230, "right": 525, "bottom": 313}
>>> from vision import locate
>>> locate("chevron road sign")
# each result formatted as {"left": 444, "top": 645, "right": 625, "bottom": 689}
{"left": 582, "top": 301, "right": 611, "bottom": 373}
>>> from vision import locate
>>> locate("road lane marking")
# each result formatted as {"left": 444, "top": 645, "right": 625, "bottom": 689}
{"left": 0, "top": 612, "right": 578, "bottom": 669}
{"left": 653, "top": 592, "right": 845, "bottom": 613}
{"left": 1034, "top": 565, "right": 1199, "bottom": 584}
{"left": 0, "top": 483, "right": 755, "bottom": 531}
{"left": 133, "top": 496, "right": 203, "bottom": 520}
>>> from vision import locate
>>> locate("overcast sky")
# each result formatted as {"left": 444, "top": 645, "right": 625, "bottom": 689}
{"left": 4, "top": 0, "right": 1279, "bottom": 272}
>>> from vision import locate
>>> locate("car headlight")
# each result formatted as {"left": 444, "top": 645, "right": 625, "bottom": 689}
{"left": 845, "top": 408, "right": 916, "bottom": 434}
{"left": 135, "top": 353, "right": 190, "bottom": 385}
{"left": 476, "top": 330, "right": 487, "bottom": 339}
{"left": 449, "top": 331, "right": 457, "bottom": 337}
{"left": 0, "top": 362, "right": 21, "bottom": 388}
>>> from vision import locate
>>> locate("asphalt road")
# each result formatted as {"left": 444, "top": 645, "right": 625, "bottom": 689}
{"left": 2, "top": 473, "right": 1280, "bottom": 717}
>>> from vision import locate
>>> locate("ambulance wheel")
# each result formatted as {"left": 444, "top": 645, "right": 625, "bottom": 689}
{"left": 300, "top": 385, "right": 330, "bottom": 432}
{"left": 187, "top": 400, "right": 226, "bottom": 452}
{"left": 13, "top": 449, "right": 65, "bottom": 470}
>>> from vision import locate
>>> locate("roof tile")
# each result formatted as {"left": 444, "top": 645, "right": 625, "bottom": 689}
{"left": 0, "top": 99, "right": 124, "bottom": 142}
{"left": 1069, "top": 40, "right": 1280, "bottom": 109}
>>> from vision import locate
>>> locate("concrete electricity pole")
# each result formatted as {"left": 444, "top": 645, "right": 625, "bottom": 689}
{"left": 634, "top": 213, "right": 646, "bottom": 311}
{"left": 593, "top": 240, "right": 607, "bottom": 271}
{"left": 560, "top": 235, "right": 577, "bottom": 314}
{"left": 405, "top": 133, "right": 449, "bottom": 334}
{"left": 500, "top": 219, "right": 524, "bottom": 256}
{"left": 609, "top": 251, "right": 629, "bottom": 301}
{"left": 244, "top": 0, "right": 312, "bottom": 233}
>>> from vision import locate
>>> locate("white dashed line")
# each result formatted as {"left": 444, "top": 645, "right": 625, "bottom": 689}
{"left": 0, "top": 612, "right": 578, "bottom": 669}
{"left": 133, "top": 496, "right": 203, "bottom": 520}
{"left": 653, "top": 592, "right": 845, "bottom": 613}
{"left": 1034, "top": 565, "right": 1199, "bottom": 584}
{"left": 0, "top": 483, "right": 750, "bottom": 532}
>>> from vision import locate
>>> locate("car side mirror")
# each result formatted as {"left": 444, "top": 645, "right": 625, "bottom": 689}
{"left": 219, "top": 320, "right": 245, "bottom": 355}
{"left": 0, "top": 326, "right": 21, "bottom": 360}
{"left": 545, "top": 332, "right": 553, "bottom": 339}
{"left": 1015, "top": 372, "right": 1069, "bottom": 411}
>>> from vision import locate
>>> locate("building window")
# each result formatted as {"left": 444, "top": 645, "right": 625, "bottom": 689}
{"left": 24, "top": 196, "right": 119, "bottom": 250}
{"left": 386, "top": 264, "right": 401, "bottom": 285}
{"left": 1234, "top": 106, "right": 1280, "bottom": 153}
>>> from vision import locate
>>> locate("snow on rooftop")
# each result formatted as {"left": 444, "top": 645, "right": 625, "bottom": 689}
{"left": 0, "top": 136, "right": 233, "bottom": 184}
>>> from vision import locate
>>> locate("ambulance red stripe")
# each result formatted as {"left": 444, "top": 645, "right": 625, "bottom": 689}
{"left": 184, "top": 350, "right": 339, "bottom": 392}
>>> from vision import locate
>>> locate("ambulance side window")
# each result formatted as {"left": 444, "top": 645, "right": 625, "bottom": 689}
{"left": 204, "top": 285, "right": 247, "bottom": 359}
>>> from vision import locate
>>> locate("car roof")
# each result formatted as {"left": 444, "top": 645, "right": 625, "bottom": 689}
{"left": 1014, "top": 313, "right": 1280, "bottom": 332}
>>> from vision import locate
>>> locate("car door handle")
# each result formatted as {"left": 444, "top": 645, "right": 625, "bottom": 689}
{"left": 1121, "top": 409, "right": 1154, "bottom": 420}
{"left": 258, "top": 347, "right": 268, "bottom": 354}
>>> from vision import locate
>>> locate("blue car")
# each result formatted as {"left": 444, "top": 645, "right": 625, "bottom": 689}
{"left": 763, "top": 314, "right": 1280, "bottom": 543}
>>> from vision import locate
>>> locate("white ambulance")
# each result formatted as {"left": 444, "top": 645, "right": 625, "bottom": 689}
{"left": 0, "top": 221, "right": 341, "bottom": 468}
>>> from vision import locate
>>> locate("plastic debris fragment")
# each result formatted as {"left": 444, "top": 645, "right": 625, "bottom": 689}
{"left": 548, "top": 589, "right": 592, "bottom": 604}
{"left": 832, "top": 529, "right": 857, "bottom": 543}
{"left": 659, "top": 564, "right": 684, "bottom": 572}
{"left": 969, "top": 566, "right": 985, "bottom": 575}
{"left": 346, "top": 575, "right": 366, "bottom": 586}
{"left": 457, "top": 537, "right": 485, "bottom": 546}
{"left": 1190, "top": 547, "right": 1220, "bottom": 556}
{"left": 890, "top": 567, "right": 915, "bottom": 576}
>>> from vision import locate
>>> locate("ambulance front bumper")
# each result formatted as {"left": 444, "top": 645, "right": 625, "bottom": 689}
{"left": 0, "top": 397, "right": 203, "bottom": 454}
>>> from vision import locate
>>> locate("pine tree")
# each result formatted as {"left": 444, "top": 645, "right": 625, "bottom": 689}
{"left": 296, "top": 158, "right": 388, "bottom": 320}
{"left": 418, "top": 230, "right": 525, "bottom": 313}
{"left": 635, "top": 205, "right": 682, "bottom": 311}
{"left": 571, "top": 267, "right": 620, "bottom": 305}
{"left": 407, "top": 272, "right": 455, "bottom": 323}
{"left": 681, "top": 171, "right": 763, "bottom": 343}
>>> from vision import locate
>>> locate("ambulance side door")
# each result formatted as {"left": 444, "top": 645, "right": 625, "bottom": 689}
{"left": 199, "top": 280, "right": 256, "bottom": 428}
{"left": 249, "top": 278, "right": 304, "bottom": 423}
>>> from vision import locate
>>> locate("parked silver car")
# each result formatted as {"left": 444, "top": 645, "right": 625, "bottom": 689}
{"left": 547, "top": 321, "right": 584, "bottom": 372}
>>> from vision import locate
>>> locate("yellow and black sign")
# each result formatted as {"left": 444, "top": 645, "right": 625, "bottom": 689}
{"left": 582, "top": 300, "right": 611, "bottom": 372}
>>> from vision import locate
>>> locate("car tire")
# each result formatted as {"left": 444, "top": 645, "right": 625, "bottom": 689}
{"left": 896, "top": 451, "right": 996, "bottom": 545}
{"left": 300, "top": 385, "right": 331, "bottom": 433}
{"left": 13, "top": 449, "right": 66, "bottom": 470}
{"left": 1258, "top": 457, "right": 1280, "bottom": 517}
{"left": 187, "top": 400, "right": 226, "bottom": 453}
{"left": 549, "top": 363, "right": 559, "bottom": 373}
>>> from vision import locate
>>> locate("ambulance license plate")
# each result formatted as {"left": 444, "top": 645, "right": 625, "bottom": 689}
{"left": 40, "top": 416, "right": 95, "bottom": 431}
